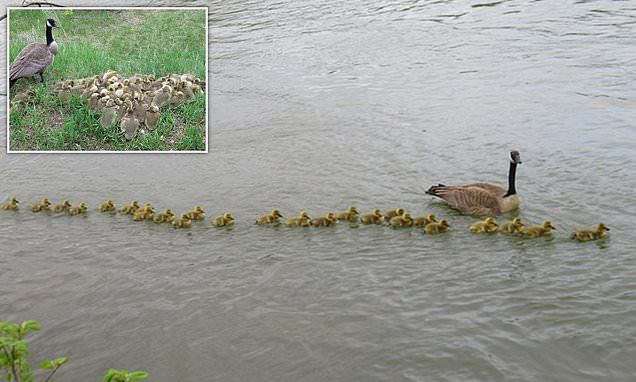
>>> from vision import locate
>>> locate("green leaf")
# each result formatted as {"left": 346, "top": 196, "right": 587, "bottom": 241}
{"left": 102, "top": 369, "right": 118, "bottom": 382}
{"left": 40, "top": 360, "right": 54, "bottom": 369}
{"left": 54, "top": 357, "right": 69, "bottom": 365}
{"left": 129, "top": 371, "right": 149, "bottom": 381}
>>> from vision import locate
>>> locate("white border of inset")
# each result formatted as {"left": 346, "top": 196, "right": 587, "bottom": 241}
{"left": 6, "top": 6, "right": 209, "bottom": 154}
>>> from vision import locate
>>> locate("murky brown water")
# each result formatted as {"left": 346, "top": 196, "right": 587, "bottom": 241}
{"left": 2, "top": 1, "right": 636, "bottom": 381}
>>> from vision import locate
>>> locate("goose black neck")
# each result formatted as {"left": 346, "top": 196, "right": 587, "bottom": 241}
{"left": 46, "top": 25, "right": 54, "bottom": 46}
{"left": 505, "top": 162, "right": 517, "bottom": 197}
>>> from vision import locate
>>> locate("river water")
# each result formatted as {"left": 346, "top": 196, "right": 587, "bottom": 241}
{"left": 1, "top": 1, "right": 636, "bottom": 381}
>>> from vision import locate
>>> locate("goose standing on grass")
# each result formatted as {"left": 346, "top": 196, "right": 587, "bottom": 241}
{"left": 10, "top": 18, "right": 60, "bottom": 87}
{"left": 426, "top": 150, "right": 522, "bottom": 216}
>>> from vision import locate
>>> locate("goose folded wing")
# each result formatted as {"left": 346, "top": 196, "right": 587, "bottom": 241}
{"left": 10, "top": 45, "right": 52, "bottom": 79}
{"left": 435, "top": 186, "right": 501, "bottom": 215}
{"left": 461, "top": 183, "right": 505, "bottom": 195}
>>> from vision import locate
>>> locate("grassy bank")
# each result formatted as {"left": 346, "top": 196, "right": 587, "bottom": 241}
{"left": 8, "top": 9, "right": 207, "bottom": 151}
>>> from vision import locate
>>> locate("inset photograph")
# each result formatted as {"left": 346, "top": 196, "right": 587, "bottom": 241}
{"left": 7, "top": 7, "right": 207, "bottom": 152}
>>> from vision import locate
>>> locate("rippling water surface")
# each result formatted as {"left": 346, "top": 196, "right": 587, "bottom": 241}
{"left": 1, "top": 1, "right": 636, "bottom": 381}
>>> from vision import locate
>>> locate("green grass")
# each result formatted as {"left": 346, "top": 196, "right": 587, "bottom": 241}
{"left": 8, "top": 9, "right": 207, "bottom": 151}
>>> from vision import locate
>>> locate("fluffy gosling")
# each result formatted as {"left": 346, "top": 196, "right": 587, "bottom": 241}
{"left": 212, "top": 213, "right": 235, "bottom": 227}
{"left": 571, "top": 223, "right": 609, "bottom": 242}
{"left": 470, "top": 217, "right": 498, "bottom": 233}
{"left": 424, "top": 219, "right": 450, "bottom": 234}
{"left": 520, "top": 221, "right": 555, "bottom": 238}
{"left": 256, "top": 210, "right": 283, "bottom": 225}
{"left": 499, "top": 217, "right": 524, "bottom": 234}
{"left": 360, "top": 209, "right": 384, "bottom": 225}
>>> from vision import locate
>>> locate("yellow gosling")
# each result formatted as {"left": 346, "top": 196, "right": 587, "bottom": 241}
{"left": 172, "top": 214, "right": 192, "bottom": 228}
{"left": 359, "top": 209, "right": 384, "bottom": 225}
{"left": 31, "top": 198, "right": 52, "bottom": 212}
{"left": 499, "top": 217, "right": 524, "bottom": 234}
{"left": 390, "top": 213, "right": 414, "bottom": 228}
{"left": 256, "top": 209, "right": 283, "bottom": 225}
{"left": 285, "top": 211, "right": 311, "bottom": 227}
{"left": 119, "top": 200, "right": 140, "bottom": 214}
{"left": 520, "top": 221, "right": 556, "bottom": 238}
{"left": 153, "top": 209, "right": 175, "bottom": 224}
{"left": 384, "top": 208, "right": 405, "bottom": 220}
{"left": 99, "top": 200, "right": 116, "bottom": 213}
{"left": 0, "top": 198, "right": 20, "bottom": 211}
{"left": 52, "top": 200, "right": 72, "bottom": 213}
{"left": 212, "top": 213, "right": 235, "bottom": 227}
{"left": 67, "top": 202, "right": 88, "bottom": 216}
{"left": 571, "top": 223, "right": 609, "bottom": 242}
{"left": 424, "top": 219, "right": 450, "bottom": 234}
{"left": 336, "top": 206, "right": 359, "bottom": 222}
{"left": 470, "top": 217, "right": 498, "bottom": 233}
{"left": 311, "top": 212, "right": 338, "bottom": 227}
{"left": 412, "top": 214, "right": 437, "bottom": 227}
{"left": 186, "top": 206, "right": 206, "bottom": 221}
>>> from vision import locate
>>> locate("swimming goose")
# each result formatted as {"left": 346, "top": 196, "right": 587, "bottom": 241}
{"left": 336, "top": 206, "right": 359, "bottom": 222}
{"left": 426, "top": 150, "right": 522, "bottom": 215}
{"left": 10, "top": 18, "right": 60, "bottom": 87}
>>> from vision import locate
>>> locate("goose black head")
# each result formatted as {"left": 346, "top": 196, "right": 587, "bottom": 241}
{"left": 46, "top": 19, "right": 60, "bottom": 28}
{"left": 509, "top": 150, "right": 522, "bottom": 164}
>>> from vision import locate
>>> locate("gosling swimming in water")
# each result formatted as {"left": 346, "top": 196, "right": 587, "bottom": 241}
{"left": 31, "top": 198, "right": 52, "bottom": 212}
{"left": 571, "top": 223, "right": 609, "bottom": 242}
{"left": 499, "top": 217, "right": 524, "bottom": 234}
{"left": 520, "top": 221, "right": 555, "bottom": 238}
{"left": 470, "top": 217, "right": 498, "bottom": 233}
{"left": 285, "top": 211, "right": 311, "bottom": 227}
{"left": 133, "top": 204, "right": 154, "bottom": 221}
{"left": 153, "top": 209, "right": 175, "bottom": 224}
{"left": 311, "top": 212, "right": 338, "bottom": 227}
{"left": 99, "top": 200, "right": 116, "bottom": 213}
{"left": 119, "top": 200, "right": 140, "bottom": 214}
{"left": 1, "top": 198, "right": 20, "bottom": 211}
{"left": 212, "top": 213, "right": 234, "bottom": 227}
{"left": 52, "top": 200, "right": 72, "bottom": 213}
{"left": 256, "top": 209, "right": 283, "bottom": 225}
{"left": 67, "top": 202, "right": 88, "bottom": 216}
{"left": 389, "top": 213, "right": 414, "bottom": 228}
{"left": 424, "top": 219, "right": 450, "bottom": 234}
{"left": 186, "top": 206, "right": 205, "bottom": 221}
{"left": 412, "top": 214, "right": 437, "bottom": 228}
{"left": 360, "top": 209, "right": 384, "bottom": 225}
{"left": 172, "top": 214, "right": 192, "bottom": 228}
{"left": 336, "top": 206, "right": 359, "bottom": 222}
{"left": 384, "top": 208, "right": 405, "bottom": 220}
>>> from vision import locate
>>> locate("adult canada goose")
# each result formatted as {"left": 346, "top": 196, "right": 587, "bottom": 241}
{"left": 426, "top": 150, "right": 522, "bottom": 215}
{"left": 10, "top": 18, "right": 60, "bottom": 87}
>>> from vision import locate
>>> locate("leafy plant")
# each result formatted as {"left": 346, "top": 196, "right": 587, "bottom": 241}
{"left": 102, "top": 369, "right": 149, "bottom": 382}
{"left": 0, "top": 320, "right": 65, "bottom": 382}
{"left": 1, "top": 320, "right": 148, "bottom": 382}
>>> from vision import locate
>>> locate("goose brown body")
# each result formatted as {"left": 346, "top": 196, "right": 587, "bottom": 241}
{"left": 426, "top": 151, "right": 522, "bottom": 216}
{"left": 10, "top": 19, "right": 60, "bottom": 86}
